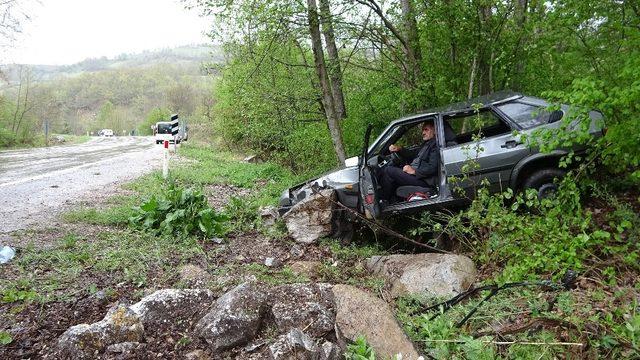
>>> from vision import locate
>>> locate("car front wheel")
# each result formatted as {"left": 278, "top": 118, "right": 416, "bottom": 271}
{"left": 522, "top": 168, "right": 566, "bottom": 199}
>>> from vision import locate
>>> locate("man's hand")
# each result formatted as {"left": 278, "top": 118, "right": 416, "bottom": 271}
{"left": 389, "top": 144, "right": 402, "bottom": 152}
{"left": 402, "top": 165, "right": 416, "bottom": 175}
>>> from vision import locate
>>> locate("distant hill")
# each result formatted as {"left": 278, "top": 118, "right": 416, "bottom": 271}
{"left": 0, "top": 44, "right": 224, "bottom": 84}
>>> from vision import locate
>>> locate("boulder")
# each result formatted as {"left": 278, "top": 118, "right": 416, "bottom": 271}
{"left": 366, "top": 254, "right": 476, "bottom": 298}
{"left": 283, "top": 189, "right": 335, "bottom": 244}
{"left": 268, "top": 283, "right": 335, "bottom": 338}
{"left": 129, "top": 289, "right": 214, "bottom": 329}
{"left": 332, "top": 284, "right": 420, "bottom": 360}
{"left": 268, "top": 328, "right": 319, "bottom": 360}
{"left": 56, "top": 305, "right": 144, "bottom": 359}
{"left": 195, "top": 282, "right": 267, "bottom": 353}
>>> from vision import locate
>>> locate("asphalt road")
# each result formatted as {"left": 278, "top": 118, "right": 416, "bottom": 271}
{"left": 0, "top": 136, "right": 164, "bottom": 233}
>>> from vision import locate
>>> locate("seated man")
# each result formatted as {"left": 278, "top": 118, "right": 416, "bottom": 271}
{"left": 380, "top": 120, "right": 439, "bottom": 201}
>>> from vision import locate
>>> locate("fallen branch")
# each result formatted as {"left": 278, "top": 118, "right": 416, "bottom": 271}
{"left": 474, "top": 317, "right": 579, "bottom": 337}
{"left": 420, "top": 339, "right": 584, "bottom": 347}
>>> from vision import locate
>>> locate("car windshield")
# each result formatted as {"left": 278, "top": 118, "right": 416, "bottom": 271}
{"left": 157, "top": 124, "right": 172, "bottom": 134}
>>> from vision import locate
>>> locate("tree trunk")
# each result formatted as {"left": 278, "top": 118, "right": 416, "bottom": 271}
{"left": 511, "top": 0, "right": 529, "bottom": 91}
{"left": 319, "top": 0, "right": 347, "bottom": 120}
{"left": 477, "top": 4, "right": 493, "bottom": 95}
{"left": 307, "top": 0, "right": 347, "bottom": 164}
{"left": 400, "top": 0, "right": 423, "bottom": 89}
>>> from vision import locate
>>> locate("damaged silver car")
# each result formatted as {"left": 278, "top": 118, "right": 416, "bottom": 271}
{"left": 279, "top": 92, "right": 604, "bottom": 220}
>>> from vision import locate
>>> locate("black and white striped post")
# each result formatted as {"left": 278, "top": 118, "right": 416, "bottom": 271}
{"left": 170, "top": 114, "right": 179, "bottom": 152}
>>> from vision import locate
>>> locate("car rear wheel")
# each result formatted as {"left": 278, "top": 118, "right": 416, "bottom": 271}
{"left": 522, "top": 168, "right": 566, "bottom": 199}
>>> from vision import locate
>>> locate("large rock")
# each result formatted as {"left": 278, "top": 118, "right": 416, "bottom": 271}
{"left": 129, "top": 288, "right": 215, "bottom": 329}
{"left": 195, "top": 282, "right": 267, "bottom": 353}
{"left": 56, "top": 305, "right": 144, "bottom": 359}
{"left": 366, "top": 254, "right": 476, "bottom": 298}
{"left": 332, "top": 284, "right": 420, "bottom": 360}
{"left": 268, "top": 328, "right": 320, "bottom": 360}
{"left": 268, "top": 283, "right": 335, "bottom": 338}
{"left": 283, "top": 189, "right": 335, "bottom": 244}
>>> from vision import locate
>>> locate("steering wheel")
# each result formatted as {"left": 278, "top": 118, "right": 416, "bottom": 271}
{"left": 380, "top": 151, "right": 404, "bottom": 168}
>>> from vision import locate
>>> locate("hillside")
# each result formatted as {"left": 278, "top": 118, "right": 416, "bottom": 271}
{"left": 0, "top": 44, "right": 223, "bottom": 84}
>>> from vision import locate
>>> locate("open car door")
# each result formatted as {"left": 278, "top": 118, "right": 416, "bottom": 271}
{"left": 358, "top": 124, "right": 381, "bottom": 219}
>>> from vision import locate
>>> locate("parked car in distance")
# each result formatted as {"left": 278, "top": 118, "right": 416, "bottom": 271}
{"left": 278, "top": 92, "right": 605, "bottom": 220}
{"left": 99, "top": 129, "right": 114, "bottom": 137}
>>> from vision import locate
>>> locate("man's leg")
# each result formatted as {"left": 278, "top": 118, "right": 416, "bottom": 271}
{"left": 382, "top": 166, "right": 428, "bottom": 199}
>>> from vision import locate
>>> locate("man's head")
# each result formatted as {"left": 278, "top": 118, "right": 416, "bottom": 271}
{"left": 422, "top": 121, "right": 435, "bottom": 141}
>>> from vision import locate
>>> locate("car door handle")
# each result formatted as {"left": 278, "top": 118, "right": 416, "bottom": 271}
{"left": 501, "top": 140, "right": 522, "bottom": 149}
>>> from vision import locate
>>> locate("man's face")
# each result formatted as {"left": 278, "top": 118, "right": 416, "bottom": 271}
{"left": 422, "top": 124, "right": 435, "bottom": 141}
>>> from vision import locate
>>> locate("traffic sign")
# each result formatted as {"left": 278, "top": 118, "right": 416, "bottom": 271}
{"left": 170, "top": 114, "right": 179, "bottom": 136}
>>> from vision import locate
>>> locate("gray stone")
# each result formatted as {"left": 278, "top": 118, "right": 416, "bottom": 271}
{"left": 185, "top": 349, "right": 208, "bottom": 360}
{"left": 56, "top": 304, "right": 144, "bottom": 359}
{"left": 129, "top": 288, "right": 215, "bottom": 329}
{"left": 179, "top": 265, "right": 212, "bottom": 287}
{"left": 269, "top": 283, "right": 335, "bottom": 338}
{"left": 264, "top": 257, "right": 278, "bottom": 267}
{"left": 290, "top": 245, "right": 305, "bottom": 258}
{"left": 366, "top": 254, "right": 476, "bottom": 298}
{"left": 195, "top": 282, "right": 267, "bottom": 353}
{"left": 260, "top": 206, "right": 279, "bottom": 227}
{"left": 212, "top": 237, "right": 224, "bottom": 244}
{"left": 243, "top": 155, "right": 260, "bottom": 163}
{"left": 332, "top": 284, "right": 420, "bottom": 360}
{"left": 288, "top": 261, "right": 322, "bottom": 279}
{"left": 283, "top": 189, "right": 335, "bottom": 244}
{"left": 268, "top": 328, "right": 319, "bottom": 360}
{"left": 319, "top": 341, "right": 340, "bottom": 360}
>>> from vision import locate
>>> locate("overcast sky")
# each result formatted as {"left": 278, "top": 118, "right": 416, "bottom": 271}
{"left": 3, "top": 0, "right": 213, "bottom": 65}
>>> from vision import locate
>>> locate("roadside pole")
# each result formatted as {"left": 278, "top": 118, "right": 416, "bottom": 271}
{"left": 170, "top": 114, "right": 179, "bottom": 154}
{"left": 163, "top": 140, "right": 169, "bottom": 179}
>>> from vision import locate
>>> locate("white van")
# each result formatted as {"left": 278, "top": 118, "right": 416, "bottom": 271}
{"left": 154, "top": 122, "right": 174, "bottom": 144}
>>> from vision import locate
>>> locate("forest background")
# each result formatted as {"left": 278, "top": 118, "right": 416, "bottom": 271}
{"left": 1, "top": 0, "right": 638, "bottom": 181}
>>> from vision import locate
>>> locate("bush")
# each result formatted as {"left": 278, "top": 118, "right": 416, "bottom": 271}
{"left": 129, "top": 183, "right": 227, "bottom": 238}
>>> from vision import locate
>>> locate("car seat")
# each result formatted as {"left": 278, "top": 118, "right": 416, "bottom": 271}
{"left": 443, "top": 121, "right": 458, "bottom": 146}
{"left": 396, "top": 185, "right": 438, "bottom": 201}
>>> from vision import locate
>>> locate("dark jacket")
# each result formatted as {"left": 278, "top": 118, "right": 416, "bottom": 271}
{"left": 405, "top": 139, "right": 439, "bottom": 183}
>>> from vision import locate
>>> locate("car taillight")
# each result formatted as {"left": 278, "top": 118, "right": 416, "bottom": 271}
{"left": 365, "top": 194, "right": 374, "bottom": 204}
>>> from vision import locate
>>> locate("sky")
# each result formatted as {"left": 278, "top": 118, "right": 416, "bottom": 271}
{"left": 3, "top": 0, "right": 213, "bottom": 65}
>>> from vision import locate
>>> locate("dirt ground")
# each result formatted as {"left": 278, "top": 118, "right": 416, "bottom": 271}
{"left": 0, "top": 182, "right": 352, "bottom": 359}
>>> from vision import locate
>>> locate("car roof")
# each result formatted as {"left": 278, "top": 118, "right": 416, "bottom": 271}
{"left": 390, "top": 91, "right": 524, "bottom": 125}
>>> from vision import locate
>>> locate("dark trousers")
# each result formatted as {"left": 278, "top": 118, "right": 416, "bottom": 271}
{"left": 380, "top": 166, "right": 429, "bottom": 200}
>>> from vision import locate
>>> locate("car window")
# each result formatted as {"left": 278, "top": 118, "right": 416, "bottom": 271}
{"left": 497, "top": 102, "right": 550, "bottom": 129}
{"left": 444, "top": 110, "right": 510, "bottom": 146}
{"left": 395, "top": 122, "right": 424, "bottom": 148}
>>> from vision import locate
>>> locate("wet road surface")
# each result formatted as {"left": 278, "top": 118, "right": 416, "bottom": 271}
{"left": 0, "top": 137, "right": 163, "bottom": 233}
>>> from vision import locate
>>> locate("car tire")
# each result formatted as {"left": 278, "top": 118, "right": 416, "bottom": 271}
{"left": 522, "top": 168, "right": 566, "bottom": 199}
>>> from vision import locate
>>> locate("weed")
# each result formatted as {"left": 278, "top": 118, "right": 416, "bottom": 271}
{"left": 0, "top": 331, "right": 12, "bottom": 346}
{"left": 129, "top": 183, "right": 228, "bottom": 238}
{"left": 344, "top": 335, "right": 376, "bottom": 360}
